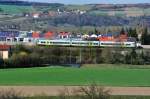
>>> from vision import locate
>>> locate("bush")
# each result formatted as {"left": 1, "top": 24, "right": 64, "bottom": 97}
{"left": 0, "top": 89, "right": 23, "bottom": 99}
{"left": 2, "top": 45, "right": 150, "bottom": 68}
{"left": 0, "top": 58, "right": 4, "bottom": 67}
{"left": 77, "top": 84, "right": 110, "bottom": 99}
{"left": 59, "top": 84, "right": 111, "bottom": 99}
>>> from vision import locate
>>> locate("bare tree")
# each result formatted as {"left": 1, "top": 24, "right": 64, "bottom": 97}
{"left": 58, "top": 84, "right": 111, "bottom": 99}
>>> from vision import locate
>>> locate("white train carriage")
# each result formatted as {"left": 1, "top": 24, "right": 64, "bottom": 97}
{"left": 71, "top": 40, "right": 99, "bottom": 47}
{"left": 37, "top": 39, "right": 71, "bottom": 46}
{"left": 37, "top": 39, "right": 137, "bottom": 48}
{"left": 37, "top": 39, "right": 48, "bottom": 45}
{"left": 38, "top": 39, "right": 100, "bottom": 47}
{"left": 100, "top": 41, "right": 136, "bottom": 48}
{"left": 100, "top": 41, "right": 123, "bottom": 47}
{"left": 123, "top": 42, "right": 136, "bottom": 48}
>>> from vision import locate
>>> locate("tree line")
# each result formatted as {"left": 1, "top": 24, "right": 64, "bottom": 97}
{"left": 120, "top": 27, "right": 150, "bottom": 45}
{"left": 0, "top": 45, "right": 150, "bottom": 68}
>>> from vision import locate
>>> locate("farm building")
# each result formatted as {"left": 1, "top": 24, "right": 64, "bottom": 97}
{"left": 0, "top": 45, "right": 11, "bottom": 59}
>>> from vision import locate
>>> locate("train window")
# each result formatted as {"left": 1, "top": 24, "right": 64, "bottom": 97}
{"left": 81, "top": 43, "right": 88, "bottom": 44}
{"left": 50, "top": 42, "right": 53, "bottom": 44}
{"left": 126, "top": 44, "right": 131, "bottom": 45}
{"left": 94, "top": 43, "right": 98, "bottom": 45}
{"left": 19, "top": 38, "right": 24, "bottom": 42}
{"left": 101, "top": 43, "right": 122, "bottom": 45}
{"left": 72, "top": 43, "right": 77, "bottom": 44}
{"left": 101, "top": 43, "right": 112, "bottom": 45}
{"left": 114, "top": 43, "right": 122, "bottom": 45}
{"left": 52, "top": 42, "right": 70, "bottom": 44}
{"left": 41, "top": 41, "right": 46, "bottom": 43}
{"left": 62, "top": 42, "right": 69, "bottom": 44}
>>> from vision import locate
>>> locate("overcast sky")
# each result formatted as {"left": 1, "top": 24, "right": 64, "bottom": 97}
{"left": 23, "top": 0, "right": 150, "bottom": 4}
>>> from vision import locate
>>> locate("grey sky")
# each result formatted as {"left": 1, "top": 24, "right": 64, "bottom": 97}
{"left": 22, "top": 0, "right": 150, "bottom": 4}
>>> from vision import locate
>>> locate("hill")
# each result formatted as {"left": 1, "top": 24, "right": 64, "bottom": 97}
{"left": 0, "top": 2, "right": 150, "bottom": 31}
{"left": 0, "top": 0, "right": 64, "bottom": 6}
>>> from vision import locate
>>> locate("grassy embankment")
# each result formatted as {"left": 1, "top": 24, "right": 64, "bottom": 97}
{"left": 0, "top": 64, "right": 150, "bottom": 86}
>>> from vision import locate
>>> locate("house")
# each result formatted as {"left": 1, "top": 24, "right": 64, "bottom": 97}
{"left": 0, "top": 45, "right": 10, "bottom": 59}
{"left": 44, "top": 31, "right": 54, "bottom": 39}
{"left": 0, "top": 31, "right": 19, "bottom": 42}
{"left": 32, "top": 13, "right": 40, "bottom": 18}
{"left": 32, "top": 31, "right": 40, "bottom": 38}
{"left": 58, "top": 32, "right": 71, "bottom": 39}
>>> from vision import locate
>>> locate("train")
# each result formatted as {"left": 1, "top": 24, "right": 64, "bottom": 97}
{"left": 37, "top": 39, "right": 142, "bottom": 48}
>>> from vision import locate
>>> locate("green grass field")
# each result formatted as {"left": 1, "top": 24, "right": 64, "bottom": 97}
{"left": 0, "top": 5, "right": 33, "bottom": 14}
{"left": 0, "top": 65, "right": 150, "bottom": 86}
{"left": 65, "top": 5, "right": 93, "bottom": 11}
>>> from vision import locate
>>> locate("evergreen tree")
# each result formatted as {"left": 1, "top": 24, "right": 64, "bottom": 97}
{"left": 130, "top": 49, "right": 137, "bottom": 65}
{"left": 127, "top": 28, "right": 138, "bottom": 41}
{"left": 120, "top": 28, "right": 125, "bottom": 35}
{"left": 132, "top": 28, "right": 138, "bottom": 41}
{"left": 94, "top": 27, "right": 98, "bottom": 35}
{"left": 0, "top": 8, "right": 3, "bottom": 12}
{"left": 0, "top": 58, "right": 4, "bottom": 68}
{"left": 141, "top": 27, "right": 150, "bottom": 45}
{"left": 128, "top": 28, "right": 132, "bottom": 37}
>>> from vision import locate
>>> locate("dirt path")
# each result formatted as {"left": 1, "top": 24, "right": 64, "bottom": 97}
{"left": 0, "top": 86, "right": 150, "bottom": 96}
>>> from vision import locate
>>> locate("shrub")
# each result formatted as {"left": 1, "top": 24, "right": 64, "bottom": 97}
{"left": 77, "top": 84, "right": 111, "bottom": 99}
{"left": 0, "top": 89, "right": 23, "bottom": 99}
{"left": 58, "top": 84, "right": 111, "bottom": 99}
{"left": 0, "top": 58, "right": 4, "bottom": 67}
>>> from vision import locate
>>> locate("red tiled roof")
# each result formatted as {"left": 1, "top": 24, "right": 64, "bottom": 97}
{"left": 59, "top": 32, "right": 70, "bottom": 36}
{"left": 32, "top": 32, "right": 40, "bottom": 38}
{"left": 0, "top": 45, "right": 10, "bottom": 50}
{"left": 44, "top": 31, "right": 53, "bottom": 39}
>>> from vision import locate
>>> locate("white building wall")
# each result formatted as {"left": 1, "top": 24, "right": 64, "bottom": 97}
{"left": 0, "top": 51, "right": 9, "bottom": 59}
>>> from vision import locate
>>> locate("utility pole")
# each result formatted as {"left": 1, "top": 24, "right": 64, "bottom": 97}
{"left": 69, "top": 32, "right": 72, "bottom": 64}
{"left": 79, "top": 47, "right": 82, "bottom": 64}
{"left": 69, "top": 46, "right": 71, "bottom": 64}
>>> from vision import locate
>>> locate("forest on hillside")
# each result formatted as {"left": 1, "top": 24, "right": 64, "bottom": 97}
{"left": 0, "top": 3, "right": 150, "bottom": 31}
